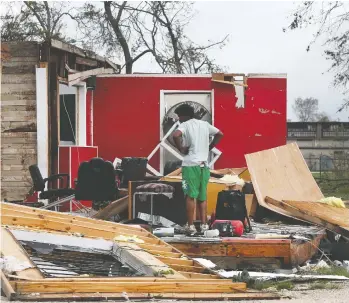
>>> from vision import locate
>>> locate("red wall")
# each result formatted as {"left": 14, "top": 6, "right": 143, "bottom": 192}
{"left": 93, "top": 76, "right": 286, "bottom": 169}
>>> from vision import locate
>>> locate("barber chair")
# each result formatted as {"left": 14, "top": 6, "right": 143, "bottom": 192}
{"left": 29, "top": 164, "right": 75, "bottom": 201}
{"left": 35, "top": 158, "right": 118, "bottom": 214}
{"left": 75, "top": 158, "right": 118, "bottom": 209}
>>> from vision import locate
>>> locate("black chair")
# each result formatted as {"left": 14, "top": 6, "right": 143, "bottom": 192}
{"left": 28, "top": 165, "right": 75, "bottom": 200}
{"left": 75, "top": 157, "right": 118, "bottom": 202}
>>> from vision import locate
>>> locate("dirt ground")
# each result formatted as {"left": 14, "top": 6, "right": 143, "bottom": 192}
{"left": 2, "top": 282, "right": 349, "bottom": 303}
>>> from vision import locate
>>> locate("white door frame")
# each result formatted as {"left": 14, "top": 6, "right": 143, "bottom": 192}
{"left": 159, "top": 89, "right": 215, "bottom": 175}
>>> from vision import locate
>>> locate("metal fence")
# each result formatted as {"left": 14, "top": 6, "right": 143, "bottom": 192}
{"left": 304, "top": 155, "right": 349, "bottom": 180}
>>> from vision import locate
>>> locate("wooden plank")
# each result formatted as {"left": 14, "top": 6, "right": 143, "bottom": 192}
{"left": 1, "top": 74, "right": 36, "bottom": 84}
{"left": 1, "top": 122, "right": 36, "bottom": 132}
{"left": 1, "top": 105, "right": 36, "bottom": 112}
{"left": 245, "top": 143, "right": 324, "bottom": 217}
{"left": 0, "top": 228, "right": 43, "bottom": 279}
{"left": 112, "top": 242, "right": 185, "bottom": 279}
{"left": 16, "top": 292, "right": 278, "bottom": 301}
{"left": 0, "top": 93, "right": 36, "bottom": 101}
{"left": 15, "top": 292, "right": 279, "bottom": 301}
{"left": 1, "top": 203, "right": 152, "bottom": 238}
{"left": 76, "top": 56, "right": 98, "bottom": 67}
{"left": 23, "top": 278, "right": 229, "bottom": 283}
{"left": 14, "top": 281, "right": 246, "bottom": 294}
{"left": 283, "top": 200, "right": 349, "bottom": 228}
{"left": 1, "top": 100, "right": 36, "bottom": 106}
{"left": 1, "top": 270, "right": 16, "bottom": 301}
{"left": 179, "top": 272, "right": 220, "bottom": 279}
{"left": 290, "top": 232, "right": 324, "bottom": 266}
{"left": 92, "top": 195, "right": 128, "bottom": 219}
{"left": 157, "top": 256, "right": 194, "bottom": 266}
{"left": 1, "top": 203, "right": 215, "bottom": 276}
{"left": 1, "top": 42, "right": 39, "bottom": 57}
{"left": 1, "top": 83, "right": 36, "bottom": 94}
{"left": 68, "top": 67, "right": 113, "bottom": 84}
{"left": 0, "top": 215, "right": 161, "bottom": 245}
{"left": 265, "top": 197, "right": 349, "bottom": 238}
{"left": 167, "top": 264, "right": 205, "bottom": 273}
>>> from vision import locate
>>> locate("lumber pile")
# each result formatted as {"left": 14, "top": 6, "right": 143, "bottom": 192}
{"left": 245, "top": 143, "right": 349, "bottom": 240}
{"left": 0, "top": 202, "right": 279, "bottom": 301}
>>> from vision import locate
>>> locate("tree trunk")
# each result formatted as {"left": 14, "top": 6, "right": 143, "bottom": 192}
{"left": 104, "top": 1, "right": 133, "bottom": 74}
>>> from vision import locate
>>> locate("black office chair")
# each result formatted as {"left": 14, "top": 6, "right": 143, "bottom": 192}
{"left": 75, "top": 158, "right": 118, "bottom": 208}
{"left": 29, "top": 165, "right": 75, "bottom": 200}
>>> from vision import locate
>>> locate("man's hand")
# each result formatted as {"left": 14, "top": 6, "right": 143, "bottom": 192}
{"left": 180, "top": 146, "right": 189, "bottom": 155}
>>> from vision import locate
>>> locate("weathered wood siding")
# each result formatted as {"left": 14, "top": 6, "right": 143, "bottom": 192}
{"left": 1, "top": 42, "right": 39, "bottom": 201}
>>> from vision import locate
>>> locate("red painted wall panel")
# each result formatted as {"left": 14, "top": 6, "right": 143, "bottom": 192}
{"left": 93, "top": 76, "right": 286, "bottom": 170}
{"left": 93, "top": 77, "right": 211, "bottom": 169}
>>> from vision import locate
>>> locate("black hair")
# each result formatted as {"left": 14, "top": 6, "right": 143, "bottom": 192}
{"left": 175, "top": 103, "right": 194, "bottom": 118}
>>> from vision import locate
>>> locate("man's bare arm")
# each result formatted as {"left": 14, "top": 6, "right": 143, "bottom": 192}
{"left": 209, "top": 131, "right": 224, "bottom": 151}
{"left": 173, "top": 130, "right": 189, "bottom": 155}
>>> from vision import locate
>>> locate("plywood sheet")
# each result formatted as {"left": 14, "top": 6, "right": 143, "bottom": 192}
{"left": 245, "top": 143, "right": 324, "bottom": 216}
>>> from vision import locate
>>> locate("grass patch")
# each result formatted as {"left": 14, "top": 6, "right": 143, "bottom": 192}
{"left": 308, "top": 281, "right": 340, "bottom": 290}
{"left": 315, "top": 266, "right": 349, "bottom": 278}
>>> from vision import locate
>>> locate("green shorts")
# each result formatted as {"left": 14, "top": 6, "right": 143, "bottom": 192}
{"left": 182, "top": 166, "right": 210, "bottom": 201}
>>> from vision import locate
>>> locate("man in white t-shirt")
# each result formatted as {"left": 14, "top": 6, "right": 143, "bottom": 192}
{"left": 172, "top": 104, "right": 223, "bottom": 234}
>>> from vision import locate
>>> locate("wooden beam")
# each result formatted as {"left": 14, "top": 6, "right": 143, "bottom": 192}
{"left": 112, "top": 242, "right": 186, "bottom": 279}
{"left": 1, "top": 215, "right": 160, "bottom": 245}
{"left": 76, "top": 56, "right": 98, "bottom": 67}
{"left": 212, "top": 79, "right": 248, "bottom": 87}
{"left": 1, "top": 203, "right": 150, "bottom": 237}
{"left": 1, "top": 202, "right": 142, "bottom": 232}
{"left": 157, "top": 256, "right": 194, "bottom": 267}
{"left": 92, "top": 195, "right": 128, "bottom": 219}
{"left": 68, "top": 67, "right": 113, "bottom": 85}
{"left": 1, "top": 271, "right": 16, "bottom": 301}
{"left": 16, "top": 292, "right": 278, "bottom": 301}
{"left": 0, "top": 228, "right": 43, "bottom": 280}
{"left": 265, "top": 197, "right": 349, "bottom": 239}
{"left": 179, "top": 272, "right": 220, "bottom": 279}
{"left": 14, "top": 281, "right": 246, "bottom": 294}
{"left": 22, "top": 278, "right": 229, "bottom": 282}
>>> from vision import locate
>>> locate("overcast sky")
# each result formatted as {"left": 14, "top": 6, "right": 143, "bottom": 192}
{"left": 131, "top": 1, "right": 348, "bottom": 122}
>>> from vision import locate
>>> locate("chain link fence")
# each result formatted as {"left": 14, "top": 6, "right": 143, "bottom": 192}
{"left": 304, "top": 154, "right": 349, "bottom": 199}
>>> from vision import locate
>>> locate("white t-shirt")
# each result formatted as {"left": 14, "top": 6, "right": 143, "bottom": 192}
{"left": 177, "top": 119, "right": 220, "bottom": 167}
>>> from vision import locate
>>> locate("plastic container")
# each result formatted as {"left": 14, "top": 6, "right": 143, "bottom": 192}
{"left": 204, "top": 229, "right": 220, "bottom": 238}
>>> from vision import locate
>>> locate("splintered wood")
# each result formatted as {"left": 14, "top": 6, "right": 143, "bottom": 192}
{"left": 0, "top": 202, "right": 277, "bottom": 301}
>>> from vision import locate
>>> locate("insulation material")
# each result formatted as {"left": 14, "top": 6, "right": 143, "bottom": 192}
{"left": 318, "top": 197, "right": 345, "bottom": 208}
{"left": 220, "top": 174, "right": 245, "bottom": 186}
{"left": 0, "top": 256, "right": 33, "bottom": 275}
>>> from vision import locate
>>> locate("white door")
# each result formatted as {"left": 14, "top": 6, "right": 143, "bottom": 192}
{"left": 160, "top": 91, "right": 213, "bottom": 174}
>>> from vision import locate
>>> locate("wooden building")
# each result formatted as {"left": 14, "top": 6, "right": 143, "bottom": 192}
{"left": 1, "top": 40, "right": 120, "bottom": 201}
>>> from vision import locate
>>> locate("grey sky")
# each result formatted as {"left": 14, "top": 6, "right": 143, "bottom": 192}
{"left": 5, "top": 0, "right": 347, "bottom": 121}
{"left": 132, "top": 1, "right": 348, "bottom": 122}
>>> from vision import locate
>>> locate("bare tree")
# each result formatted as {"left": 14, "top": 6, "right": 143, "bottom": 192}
{"left": 1, "top": 1, "right": 74, "bottom": 42}
{"left": 75, "top": 1, "right": 227, "bottom": 74}
{"left": 316, "top": 111, "right": 331, "bottom": 122}
{"left": 293, "top": 97, "right": 319, "bottom": 122}
{"left": 75, "top": 1, "right": 155, "bottom": 74}
{"left": 285, "top": 2, "right": 349, "bottom": 108}
{"left": 127, "top": 1, "right": 228, "bottom": 73}
{"left": 293, "top": 97, "right": 331, "bottom": 122}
